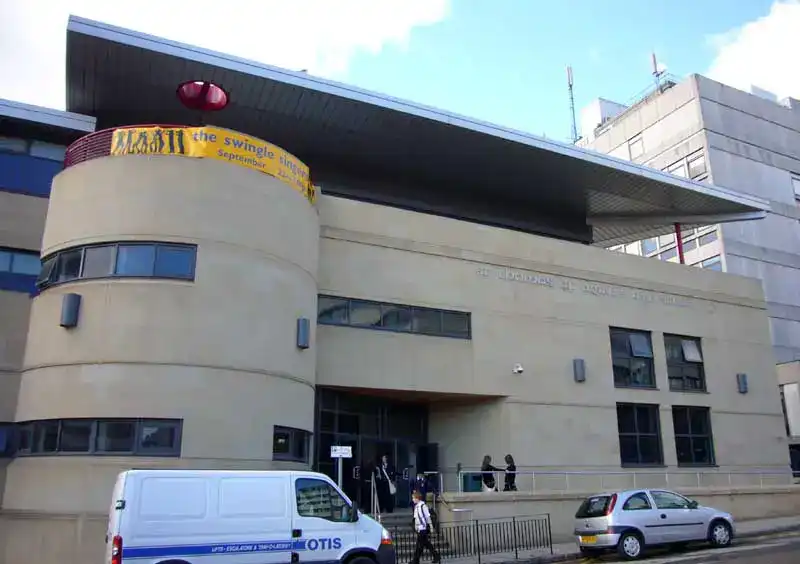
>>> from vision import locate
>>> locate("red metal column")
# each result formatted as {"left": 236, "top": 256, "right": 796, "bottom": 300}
{"left": 675, "top": 223, "right": 685, "bottom": 264}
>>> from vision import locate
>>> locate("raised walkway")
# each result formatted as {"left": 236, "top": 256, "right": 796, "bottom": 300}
{"left": 437, "top": 515, "right": 800, "bottom": 564}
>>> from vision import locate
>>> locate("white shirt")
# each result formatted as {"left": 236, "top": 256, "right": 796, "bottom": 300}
{"left": 413, "top": 501, "right": 433, "bottom": 532}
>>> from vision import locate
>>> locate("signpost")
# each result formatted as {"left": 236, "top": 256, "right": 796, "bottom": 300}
{"left": 330, "top": 445, "right": 353, "bottom": 488}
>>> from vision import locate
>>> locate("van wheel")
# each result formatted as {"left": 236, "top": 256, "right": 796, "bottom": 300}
{"left": 347, "top": 556, "right": 376, "bottom": 564}
{"left": 708, "top": 520, "right": 733, "bottom": 548}
{"left": 617, "top": 531, "right": 644, "bottom": 560}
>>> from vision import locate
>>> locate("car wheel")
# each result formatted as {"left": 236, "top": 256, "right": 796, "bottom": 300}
{"left": 708, "top": 519, "right": 733, "bottom": 548}
{"left": 617, "top": 531, "right": 644, "bottom": 560}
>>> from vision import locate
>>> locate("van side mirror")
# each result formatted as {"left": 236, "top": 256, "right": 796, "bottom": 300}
{"left": 688, "top": 500, "right": 698, "bottom": 509}
{"left": 350, "top": 507, "right": 360, "bottom": 522}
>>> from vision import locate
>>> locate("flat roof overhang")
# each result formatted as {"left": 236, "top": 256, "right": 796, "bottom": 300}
{"left": 65, "top": 16, "right": 769, "bottom": 246}
{"left": 0, "top": 98, "right": 96, "bottom": 145}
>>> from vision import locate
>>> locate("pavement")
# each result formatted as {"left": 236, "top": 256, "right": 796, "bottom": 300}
{"left": 436, "top": 515, "right": 800, "bottom": 564}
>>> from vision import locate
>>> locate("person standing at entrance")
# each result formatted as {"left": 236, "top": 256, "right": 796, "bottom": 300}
{"left": 503, "top": 454, "right": 517, "bottom": 492}
{"left": 480, "top": 455, "right": 499, "bottom": 492}
{"left": 411, "top": 491, "right": 440, "bottom": 564}
{"left": 375, "top": 454, "right": 396, "bottom": 513}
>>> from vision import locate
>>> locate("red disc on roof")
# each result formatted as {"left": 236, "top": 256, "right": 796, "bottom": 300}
{"left": 176, "top": 81, "right": 229, "bottom": 111}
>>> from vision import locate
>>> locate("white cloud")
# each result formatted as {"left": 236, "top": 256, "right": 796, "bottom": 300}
{"left": 0, "top": 0, "right": 449, "bottom": 110}
{"left": 706, "top": 0, "right": 800, "bottom": 99}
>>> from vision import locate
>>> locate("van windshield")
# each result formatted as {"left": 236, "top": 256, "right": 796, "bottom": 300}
{"left": 576, "top": 495, "right": 612, "bottom": 518}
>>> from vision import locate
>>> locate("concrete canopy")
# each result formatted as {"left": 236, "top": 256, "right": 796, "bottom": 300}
{"left": 65, "top": 16, "right": 767, "bottom": 245}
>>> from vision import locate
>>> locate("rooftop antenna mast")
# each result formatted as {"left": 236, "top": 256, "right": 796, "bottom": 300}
{"left": 652, "top": 52, "right": 665, "bottom": 92}
{"left": 567, "top": 65, "right": 578, "bottom": 143}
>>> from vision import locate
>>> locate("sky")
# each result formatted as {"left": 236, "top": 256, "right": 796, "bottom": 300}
{"left": 1, "top": 0, "right": 799, "bottom": 141}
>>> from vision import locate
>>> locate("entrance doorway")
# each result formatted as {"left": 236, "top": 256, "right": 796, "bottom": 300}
{"left": 314, "top": 388, "right": 438, "bottom": 511}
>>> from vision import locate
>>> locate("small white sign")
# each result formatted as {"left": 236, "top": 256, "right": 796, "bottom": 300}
{"left": 330, "top": 445, "right": 353, "bottom": 459}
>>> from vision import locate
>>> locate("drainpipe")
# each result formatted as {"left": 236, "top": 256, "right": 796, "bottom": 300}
{"left": 675, "top": 223, "right": 685, "bottom": 264}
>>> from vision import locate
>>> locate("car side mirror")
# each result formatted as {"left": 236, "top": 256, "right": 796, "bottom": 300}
{"left": 688, "top": 500, "right": 698, "bottom": 509}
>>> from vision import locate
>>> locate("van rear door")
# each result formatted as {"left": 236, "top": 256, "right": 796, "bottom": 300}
{"left": 105, "top": 471, "right": 128, "bottom": 564}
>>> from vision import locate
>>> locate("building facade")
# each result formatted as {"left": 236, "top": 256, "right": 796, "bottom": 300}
{"left": 0, "top": 99, "right": 95, "bottom": 512}
{"left": 0, "top": 17, "right": 793, "bottom": 564}
{"left": 581, "top": 74, "right": 800, "bottom": 364}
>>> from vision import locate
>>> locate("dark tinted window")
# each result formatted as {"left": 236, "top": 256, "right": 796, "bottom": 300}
{"left": 37, "top": 242, "right": 197, "bottom": 290}
{"left": 81, "top": 246, "right": 115, "bottom": 278}
{"left": 34, "top": 421, "right": 59, "bottom": 453}
{"left": 349, "top": 300, "right": 382, "bottom": 327}
{"left": 617, "top": 403, "right": 663, "bottom": 466}
{"left": 576, "top": 495, "right": 613, "bottom": 518}
{"left": 96, "top": 421, "right": 136, "bottom": 452}
{"left": 138, "top": 420, "right": 181, "bottom": 453}
{"left": 610, "top": 328, "right": 655, "bottom": 388}
{"left": 672, "top": 406, "right": 715, "bottom": 466}
{"left": 56, "top": 250, "right": 83, "bottom": 282}
{"left": 273, "top": 426, "right": 311, "bottom": 463}
{"left": 154, "top": 245, "right": 196, "bottom": 278}
{"left": 116, "top": 245, "right": 156, "bottom": 276}
{"left": 317, "top": 295, "right": 470, "bottom": 340}
{"left": 60, "top": 420, "right": 92, "bottom": 452}
{"left": 14, "top": 419, "right": 182, "bottom": 457}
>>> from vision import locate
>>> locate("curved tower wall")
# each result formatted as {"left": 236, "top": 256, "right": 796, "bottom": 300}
{"left": 5, "top": 143, "right": 319, "bottom": 514}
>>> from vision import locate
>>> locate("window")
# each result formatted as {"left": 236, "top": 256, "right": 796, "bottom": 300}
{"left": 688, "top": 154, "right": 707, "bottom": 179}
{"left": 617, "top": 403, "right": 663, "bottom": 466}
{"left": 780, "top": 385, "right": 791, "bottom": 437}
{"left": 138, "top": 420, "right": 183, "bottom": 454}
{"left": 273, "top": 426, "right": 311, "bottom": 463}
{"left": 622, "top": 492, "right": 652, "bottom": 511}
{"left": 682, "top": 238, "right": 697, "bottom": 253}
{"left": 628, "top": 135, "right": 644, "bottom": 159}
{"left": 610, "top": 328, "right": 655, "bottom": 388}
{"left": 660, "top": 247, "right": 677, "bottom": 262}
{"left": 642, "top": 238, "right": 658, "bottom": 255}
{"left": 651, "top": 490, "right": 691, "bottom": 509}
{"left": 36, "top": 242, "right": 197, "bottom": 290}
{"left": 1, "top": 248, "right": 40, "bottom": 295}
{"left": 658, "top": 234, "right": 675, "bottom": 247}
{"left": 0, "top": 423, "right": 12, "bottom": 457}
{"left": 699, "top": 230, "right": 718, "bottom": 246}
{"left": 0, "top": 136, "right": 28, "bottom": 154}
{"left": 317, "top": 295, "right": 471, "bottom": 339}
{"left": 672, "top": 406, "right": 715, "bottom": 466}
{"left": 14, "top": 419, "right": 182, "bottom": 456}
{"left": 792, "top": 175, "right": 800, "bottom": 197}
{"left": 701, "top": 256, "right": 722, "bottom": 271}
{"left": 295, "top": 478, "right": 353, "bottom": 522}
{"left": 665, "top": 335, "right": 706, "bottom": 392}
{"left": 667, "top": 161, "right": 688, "bottom": 177}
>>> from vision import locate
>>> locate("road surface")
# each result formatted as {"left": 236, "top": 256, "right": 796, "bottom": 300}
{"left": 575, "top": 531, "right": 800, "bottom": 563}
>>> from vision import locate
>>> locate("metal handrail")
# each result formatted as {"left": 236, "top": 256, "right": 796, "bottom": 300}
{"left": 454, "top": 468, "right": 796, "bottom": 493}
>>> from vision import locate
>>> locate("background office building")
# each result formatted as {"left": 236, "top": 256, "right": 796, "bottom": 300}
{"left": 580, "top": 74, "right": 800, "bottom": 365}
{"left": 0, "top": 17, "right": 794, "bottom": 564}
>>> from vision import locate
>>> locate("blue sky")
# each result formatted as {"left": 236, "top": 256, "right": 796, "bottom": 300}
{"left": 341, "top": 0, "right": 777, "bottom": 141}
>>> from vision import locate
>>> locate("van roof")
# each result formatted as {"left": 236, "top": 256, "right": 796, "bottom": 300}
{"left": 121, "top": 469, "right": 323, "bottom": 477}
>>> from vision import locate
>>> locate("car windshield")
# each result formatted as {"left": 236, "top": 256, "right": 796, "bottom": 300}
{"left": 576, "top": 495, "right": 613, "bottom": 518}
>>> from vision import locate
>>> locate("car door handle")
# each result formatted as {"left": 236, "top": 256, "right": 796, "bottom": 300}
{"left": 660, "top": 514, "right": 667, "bottom": 519}
{"left": 292, "top": 529, "right": 302, "bottom": 538}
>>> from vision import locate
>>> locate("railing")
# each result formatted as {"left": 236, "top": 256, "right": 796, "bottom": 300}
{"left": 63, "top": 124, "right": 188, "bottom": 169}
{"left": 389, "top": 515, "right": 552, "bottom": 564}
{"left": 452, "top": 469, "right": 796, "bottom": 494}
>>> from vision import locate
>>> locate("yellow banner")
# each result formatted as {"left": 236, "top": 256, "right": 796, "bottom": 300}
{"left": 109, "top": 126, "right": 317, "bottom": 204}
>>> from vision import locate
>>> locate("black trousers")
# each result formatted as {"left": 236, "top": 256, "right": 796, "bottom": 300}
{"left": 412, "top": 530, "right": 440, "bottom": 564}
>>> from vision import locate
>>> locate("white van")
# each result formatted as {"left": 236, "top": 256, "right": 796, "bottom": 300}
{"left": 105, "top": 469, "right": 395, "bottom": 564}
